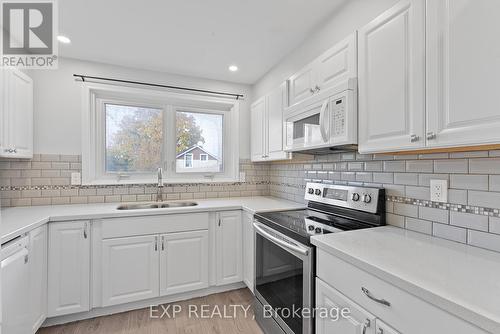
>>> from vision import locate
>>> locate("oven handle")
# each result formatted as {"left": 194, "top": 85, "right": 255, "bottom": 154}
{"left": 253, "top": 222, "right": 309, "bottom": 256}
{"left": 319, "top": 99, "right": 329, "bottom": 142}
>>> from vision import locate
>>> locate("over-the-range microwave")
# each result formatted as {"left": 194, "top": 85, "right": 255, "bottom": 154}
{"left": 284, "top": 78, "right": 357, "bottom": 154}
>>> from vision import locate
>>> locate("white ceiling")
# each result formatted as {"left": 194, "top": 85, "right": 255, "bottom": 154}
{"left": 59, "top": 0, "right": 347, "bottom": 84}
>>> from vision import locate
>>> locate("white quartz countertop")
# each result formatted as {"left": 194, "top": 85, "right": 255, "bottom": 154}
{"left": 312, "top": 226, "right": 500, "bottom": 334}
{"left": 1, "top": 196, "right": 304, "bottom": 244}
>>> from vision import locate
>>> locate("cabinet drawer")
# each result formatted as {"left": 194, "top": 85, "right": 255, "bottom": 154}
{"left": 101, "top": 213, "right": 209, "bottom": 238}
{"left": 317, "top": 249, "right": 487, "bottom": 334}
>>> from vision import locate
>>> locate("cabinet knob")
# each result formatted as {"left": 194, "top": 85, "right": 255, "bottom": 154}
{"left": 314, "top": 85, "right": 321, "bottom": 92}
{"left": 377, "top": 329, "right": 384, "bottom": 334}
{"left": 426, "top": 132, "right": 437, "bottom": 140}
{"left": 410, "top": 134, "right": 419, "bottom": 143}
{"left": 309, "top": 88, "right": 315, "bottom": 94}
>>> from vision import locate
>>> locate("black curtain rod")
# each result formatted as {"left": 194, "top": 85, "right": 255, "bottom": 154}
{"left": 73, "top": 74, "right": 244, "bottom": 100}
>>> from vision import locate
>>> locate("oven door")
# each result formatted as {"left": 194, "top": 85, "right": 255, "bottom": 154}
{"left": 284, "top": 98, "right": 330, "bottom": 152}
{"left": 253, "top": 220, "right": 313, "bottom": 334}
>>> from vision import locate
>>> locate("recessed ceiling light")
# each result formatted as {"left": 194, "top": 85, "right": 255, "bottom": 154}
{"left": 228, "top": 65, "right": 238, "bottom": 72}
{"left": 57, "top": 35, "right": 71, "bottom": 44}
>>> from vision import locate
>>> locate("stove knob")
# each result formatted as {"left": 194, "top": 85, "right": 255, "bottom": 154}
{"left": 308, "top": 225, "right": 315, "bottom": 231}
{"left": 351, "top": 193, "right": 360, "bottom": 201}
{"left": 315, "top": 227, "right": 322, "bottom": 234}
{"left": 363, "top": 194, "right": 372, "bottom": 203}
{"left": 315, "top": 189, "right": 322, "bottom": 196}
{"left": 308, "top": 188, "right": 314, "bottom": 194}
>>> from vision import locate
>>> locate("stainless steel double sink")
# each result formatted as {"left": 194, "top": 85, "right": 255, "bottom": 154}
{"left": 116, "top": 201, "right": 198, "bottom": 210}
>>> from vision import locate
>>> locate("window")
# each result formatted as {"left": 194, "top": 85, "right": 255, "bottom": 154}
{"left": 184, "top": 153, "right": 193, "bottom": 168}
{"left": 176, "top": 111, "right": 223, "bottom": 173}
{"left": 82, "top": 83, "right": 240, "bottom": 184}
{"left": 105, "top": 104, "right": 162, "bottom": 173}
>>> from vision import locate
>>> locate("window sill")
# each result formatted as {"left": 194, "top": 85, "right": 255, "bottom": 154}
{"left": 82, "top": 177, "right": 241, "bottom": 186}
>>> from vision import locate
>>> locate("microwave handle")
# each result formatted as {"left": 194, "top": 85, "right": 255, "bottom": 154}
{"left": 319, "top": 100, "right": 329, "bottom": 142}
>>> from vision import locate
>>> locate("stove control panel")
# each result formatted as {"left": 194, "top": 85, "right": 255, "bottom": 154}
{"left": 304, "top": 182, "right": 383, "bottom": 214}
{"left": 305, "top": 218, "right": 343, "bottom": 235}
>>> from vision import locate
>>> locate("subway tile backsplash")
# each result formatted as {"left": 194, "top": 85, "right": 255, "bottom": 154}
{"left": 267, "top": 150, "right": 500, "bottom": 253}
{"left": 0, "top": 154, "right": 270, "bottom": 207}
{"left": 2, "top": 150, "right": 500, "bottom": 253}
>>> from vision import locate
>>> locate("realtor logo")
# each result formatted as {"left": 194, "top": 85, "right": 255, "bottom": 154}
{"left": 1, "top": 0, "right": 58, "bottom": 68}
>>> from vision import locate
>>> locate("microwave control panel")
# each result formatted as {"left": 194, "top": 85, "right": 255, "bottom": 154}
{"left": 332, "top": 96, "right": 346, "bottom": 137}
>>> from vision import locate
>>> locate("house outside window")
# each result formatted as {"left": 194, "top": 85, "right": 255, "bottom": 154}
{"left": 82, "top": 83, "right": 240, "bottom": 184}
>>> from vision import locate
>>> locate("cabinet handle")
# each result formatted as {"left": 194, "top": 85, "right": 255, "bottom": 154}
{"left": 361, "top": 287, "right": 391, "bottom": 307}
{"left": 426, "top": 132, "right": 437, "bottom": 140}
{"left": 218, "top": 219, "right": 221, "bottom": 227}
{"left": 161, "top": 236, "right": 165, "bottom": 251}
{"left": 309, "top": 88, "right": 315, "bottom": 94}
{"left": 83, "top": 222, "right": 88, "bottom": 239}
{"left": 377, "top": 328, "right": 384, "bottom": 334}
{"left": 410, "top": 134, "right": 419, "bottom": 143}
{"left": 314, "top": 85, "right": 321, "bottom": 92}
{"left": 24, "top": 254, "right": 29, "bottom": 264}
{"left": 155, "top": 236, "right": 158, "bottom": 251}
{"left": 362, "top": 319, "right": 371, "bottom": 334}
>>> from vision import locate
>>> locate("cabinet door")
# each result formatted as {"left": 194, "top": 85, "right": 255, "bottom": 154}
{"left": 48, "top": 221, "right": 90, "bottom": 317}
{"left": 288, "top": 64, "right": 315, "bottom": 107}
{"left": 159, "top": 230, "right": 209, "bottom": 296}
{"left": 250, "top": 97, "right": 266, "bottom": 162}
{"left": 101, "top": 235, "right": 159, "bottom": 306}
{"left": 267, "top": 83, "right": 290, "bottom": 160}
{"left": 0, "top": 68, "right": 7, "bottom": 154}
{"left": 29, "top": 225, "right": 47, "bottom": 332}
{"left": 426, "top": 0, "right": 500, "bottom": 148}
{"left": 376, "top": 320, "right": 400, "bottom": 334}
{"left": 358, "top": 0, "right": 426, "bottom": 153}
{"left": 216, "top": 211, "right": 243, "bottom": 285}
{"left": 7, "top": 69, "right": 33, "bottom": 158}
{"left": 242, "top": 212, "right": 254, "bottom": 293}
{"left": 315, "top": 32, "right": 358, "bottom": 93}
{"left": 316, "top": 278, "right": 376, "bottom": 334}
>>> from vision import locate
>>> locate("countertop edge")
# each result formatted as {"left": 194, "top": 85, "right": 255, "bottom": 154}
{"left": 311, "top": 235, "right": 500, "bottom": 334}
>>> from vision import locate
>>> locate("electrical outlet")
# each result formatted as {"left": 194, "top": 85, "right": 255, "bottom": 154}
{"left": 239, "top": 172, "right": 246, "bottom": 183}
{"left": 71, "top": 172, "right": 81, "bottom": 186}
{"left": 430, "top": 179, "right": 448, "bottom": 202}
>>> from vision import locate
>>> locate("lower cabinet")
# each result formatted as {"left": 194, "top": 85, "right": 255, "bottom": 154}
{"left": 160, "top": 230, "right": 209, "bottom": 295}
{"left": 101, "top": 235, "right": 160, "bottom": 307}
{"left": 216, "top": 211, "right": 243, "bottom": 285}
{"left": 29, "top": 225, "right": 48, "bottom": 332}
{"left": 48, "top": 221, "right": 90, "bottom": 317}
{"left": 316, "top": 278, "right": 376, "bottom": 334}
{"left": 242, "top": 212, "right": 254, "bottom": 293}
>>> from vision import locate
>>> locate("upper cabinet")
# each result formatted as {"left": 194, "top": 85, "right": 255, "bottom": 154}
{"left": 0, "top": 68, "right": 33, "bottom": 159}
{"left": 250, "top": 82, "right": 291, "bottom": 162}
{"left": 287, "top": 33, "right": 357, "bottom": 110}
{"left": 426, "top": 0, "right": 500, "bottom": 148}
{"left": 358, "top": 0, "right": 426, "bottom": 153}
{"left": 359, "top": 0, "right": 500, "bottom": 154}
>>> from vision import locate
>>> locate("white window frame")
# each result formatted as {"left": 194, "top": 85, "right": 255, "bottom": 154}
{"left": 200, "top": 154, "right": 208, "bottom": 161}
{"left": 184, "top": 153, "right": 193, "bottom": 168}
{"left": 82, "top": 82, "right": 240, "bottom": 185}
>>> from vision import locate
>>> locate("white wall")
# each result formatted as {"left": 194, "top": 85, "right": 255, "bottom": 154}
{"left": 252, "top": 0, "right": 400, "bottom": 98}
{"left": 31, "top": 58, "right": 252, "bottom": 157}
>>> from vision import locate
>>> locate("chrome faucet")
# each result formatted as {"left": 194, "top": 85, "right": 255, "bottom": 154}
{"left": 156, "top": 167, "right": 164, "bottom": 202}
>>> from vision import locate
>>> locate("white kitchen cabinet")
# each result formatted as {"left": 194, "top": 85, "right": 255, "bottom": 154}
{"left": 376, "top": 320, "right": 400, "bottom": 334}
{"left": 48, "top": 221, "right": 90, "bottom": 317}
{"left": 242, "top": 212, "right": 254, "bottom": 293}
{"left": 216, "top": 211, "right": 243, "bottom": 285}
{"left": 29, "top": 225, "right": 47, "bottom": 332}
{"left": 160, "top": 230, "right": 209, "bottom": 296}
{"left": 358, "top": 0, "right": 426, "bottom": 153}
{"left": 316, "top": 278, "right": 376, "bottom": 334}
{"left": 250, "top": 96, "right": 266, "bottom": 162}
{"left": 287, "top": 32, "right": 357, "bottom": 109}
{"left": 0, "top": 68, "right": 33, "bottom": 159}
{"left": 426, "top": 0, "right": 500, "bottom": 148}
{"left": 101, "top": 235, "right": 159, "bottom": 307}
{"left": 250, "top": 83, "right": 291, "bottom": 162}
